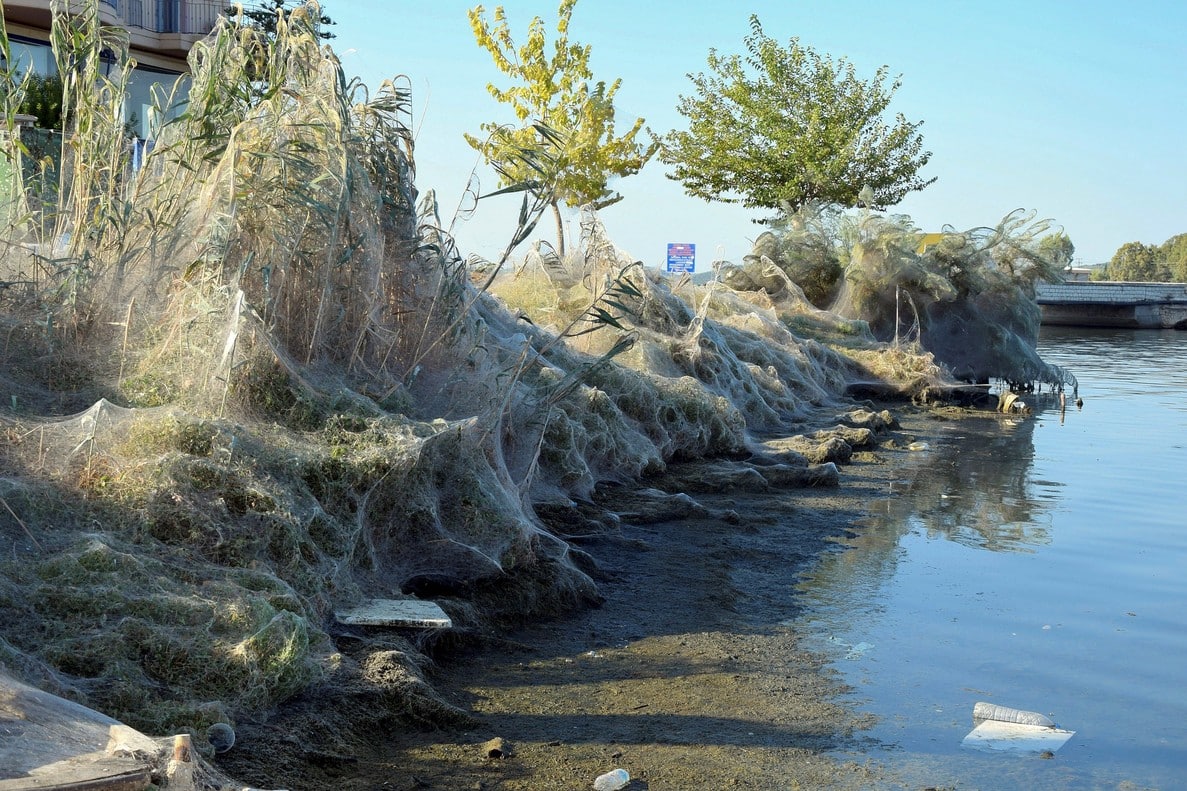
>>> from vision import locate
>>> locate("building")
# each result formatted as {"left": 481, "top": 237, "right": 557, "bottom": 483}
{"left": 2, "top": 0, "right": 223, "bottom": 138}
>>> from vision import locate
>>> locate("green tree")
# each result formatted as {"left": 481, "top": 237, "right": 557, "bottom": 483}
{"left": 17, "top": 72, "right": 65, "bottom": 130}
{"left": 1159, "top": 233, "right": 1187, "bottom": 281}
{"left": 1037, "top": 231, "right": 1075, "bottom": 270}
{"left": 466, "top": 0, "right": 655, "bottom": 256}
{"left": 225, "top": 0, "right": 335, "bottom": 40}
{"left": 660, "top": 15, "right": 933, "bottom": 221}
{"left": 1104, "top": 241, "right": 1164, "bottom": 281}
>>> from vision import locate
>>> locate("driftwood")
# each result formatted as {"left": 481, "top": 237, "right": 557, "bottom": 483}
{"left": 0, "top": 764, "right": 152, "bottom": 791}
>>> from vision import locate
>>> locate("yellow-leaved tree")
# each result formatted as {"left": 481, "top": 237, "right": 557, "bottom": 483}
{"left": 466, "top": 0, "right": 655, "bottom": 256}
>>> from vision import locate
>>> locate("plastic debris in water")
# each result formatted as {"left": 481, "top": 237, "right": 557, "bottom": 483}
{"left": 973, "top": 702, "right": 1054, "bottom": 727}
{"left": 962, "top": 702, "right": 1075, "bottom": 755}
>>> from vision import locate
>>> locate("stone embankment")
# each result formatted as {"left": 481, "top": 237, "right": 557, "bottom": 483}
{"left": 1036, "top": 281, "right": 1187, "bottom": 329}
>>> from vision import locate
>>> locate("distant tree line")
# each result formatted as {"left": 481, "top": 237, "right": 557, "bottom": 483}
{"left": 1093, "top": 234, "right": 1187, "bottom": 282}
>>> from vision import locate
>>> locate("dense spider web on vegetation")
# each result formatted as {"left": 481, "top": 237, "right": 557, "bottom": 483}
{"left": 720, "top": 201, "right": 1077, "bottom": 393}
{"left": 0, "top": 0, "right": 1070, "bottom": 768}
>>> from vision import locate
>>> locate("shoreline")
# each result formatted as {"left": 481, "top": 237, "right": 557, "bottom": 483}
{"left": 216, "top": 404, "right": 958, "bottom": 790}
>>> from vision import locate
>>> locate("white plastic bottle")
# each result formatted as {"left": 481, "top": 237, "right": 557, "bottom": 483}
{"left": 593, "top": 767, "right": 630, "bottom": 791}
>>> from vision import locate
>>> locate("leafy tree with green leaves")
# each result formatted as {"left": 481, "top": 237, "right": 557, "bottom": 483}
{"left": 16, "top": 71, "right": 65, "bottom": 130}
{"left": 466, "top": 0, "right": 655, "bottom": 256}
{"left": 225, "top": 0, "right": 335, "bottom": 40}
{"left": 661, "top": 15, "right": 933, "bottom": 221}
{"left": 1159, "top": 233, "right": 1187, "bottom": 281}
{"left": 1101, "top": 241, "right": 1165, "bottom": 282}
{"left": 1037, "top": 231, "right": 1075, "bottom": 270}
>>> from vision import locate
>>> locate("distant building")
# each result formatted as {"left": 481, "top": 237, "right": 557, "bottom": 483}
{"left": 2, "top": 0, "right": 222, "bottom": 138}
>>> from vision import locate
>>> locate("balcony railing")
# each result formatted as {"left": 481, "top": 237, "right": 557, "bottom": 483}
{"left": 102, "top": 0, "right": 223, "bottom": 36}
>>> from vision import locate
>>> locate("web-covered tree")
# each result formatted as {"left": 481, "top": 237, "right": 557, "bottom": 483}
{"left": 466, "top": 0, "right": 655, "bottom": 256}
{"left": 729, "top": 199, "right": 1072, "bottom": 389}
{"left": 661, "top": 15, "right": 933, "bottom": 221}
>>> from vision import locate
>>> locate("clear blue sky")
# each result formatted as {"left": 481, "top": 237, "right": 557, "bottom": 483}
{"left": 325, "top": 0, "right": 1187, "bottom": 269}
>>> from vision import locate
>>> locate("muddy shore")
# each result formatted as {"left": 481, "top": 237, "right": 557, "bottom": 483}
{"left": 216, "top": 406, "right": 957, "bottom": 790}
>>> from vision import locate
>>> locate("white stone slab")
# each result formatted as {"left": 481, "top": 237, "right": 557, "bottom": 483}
{"left": 335, "top": 599, "right": 452, "bottom": 629}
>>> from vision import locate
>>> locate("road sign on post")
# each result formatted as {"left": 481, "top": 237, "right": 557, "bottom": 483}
{"left": 666, "top": 243, "right": 695, "bottom": 274}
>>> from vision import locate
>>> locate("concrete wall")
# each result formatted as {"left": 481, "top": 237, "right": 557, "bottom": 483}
{"left": 1036, "top": 281, "right": 1187, "bottom": 305}
{"left": 1036, "top": 281, "right": 1187, "bottom": 329}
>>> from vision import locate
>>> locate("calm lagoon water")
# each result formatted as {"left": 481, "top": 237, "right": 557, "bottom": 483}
{"left": 796, "top": 327, "right": 1187, "bottom": 789}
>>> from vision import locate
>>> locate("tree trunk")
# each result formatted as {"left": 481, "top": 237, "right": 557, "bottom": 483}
{"left": 552, "top": 201, "right": 566, "bottom": 258}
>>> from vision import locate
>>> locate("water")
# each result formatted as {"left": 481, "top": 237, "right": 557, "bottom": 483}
{"left": 796, "top": 327, "right": 1187, "bottom": 789}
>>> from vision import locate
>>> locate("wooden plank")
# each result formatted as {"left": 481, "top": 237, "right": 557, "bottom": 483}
{"left": 0, "top": 675, "right": 155, "bottom": 791}
{"left": 0, "top": 764, "right": 151, "bottom": 791}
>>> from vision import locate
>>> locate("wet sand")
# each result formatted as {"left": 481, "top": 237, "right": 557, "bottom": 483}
{"left": 218, "top": 408, "right": 951, "bottom": 790}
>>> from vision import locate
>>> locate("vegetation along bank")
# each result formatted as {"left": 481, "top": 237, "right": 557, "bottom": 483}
{"left": 0, "top": 2, "right": 1076, "bottom": 787}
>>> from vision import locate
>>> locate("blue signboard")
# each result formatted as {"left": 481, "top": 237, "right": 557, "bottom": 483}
{"left": 666, "top": 243, "right": 695, "bottom": 274}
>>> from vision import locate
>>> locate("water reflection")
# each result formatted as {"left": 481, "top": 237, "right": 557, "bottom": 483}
{"left": 793, "top": 330, "right": 1187, "bottom": 789}
{"left": 876, "top": 413, "right": 1056, "bottom": 552}
{"left": 797, "top": 330, "right": 1187, "bottom": 783}
{"left": 798, "top": 404, "right": 1062, "bottom": 629}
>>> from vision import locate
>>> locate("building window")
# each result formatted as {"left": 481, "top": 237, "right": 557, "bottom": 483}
{"left": 5, "top": 39, "right": 55, "bottom": 76}
{"left": 158, "top": 0, "right": 180, "bottom": 33}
